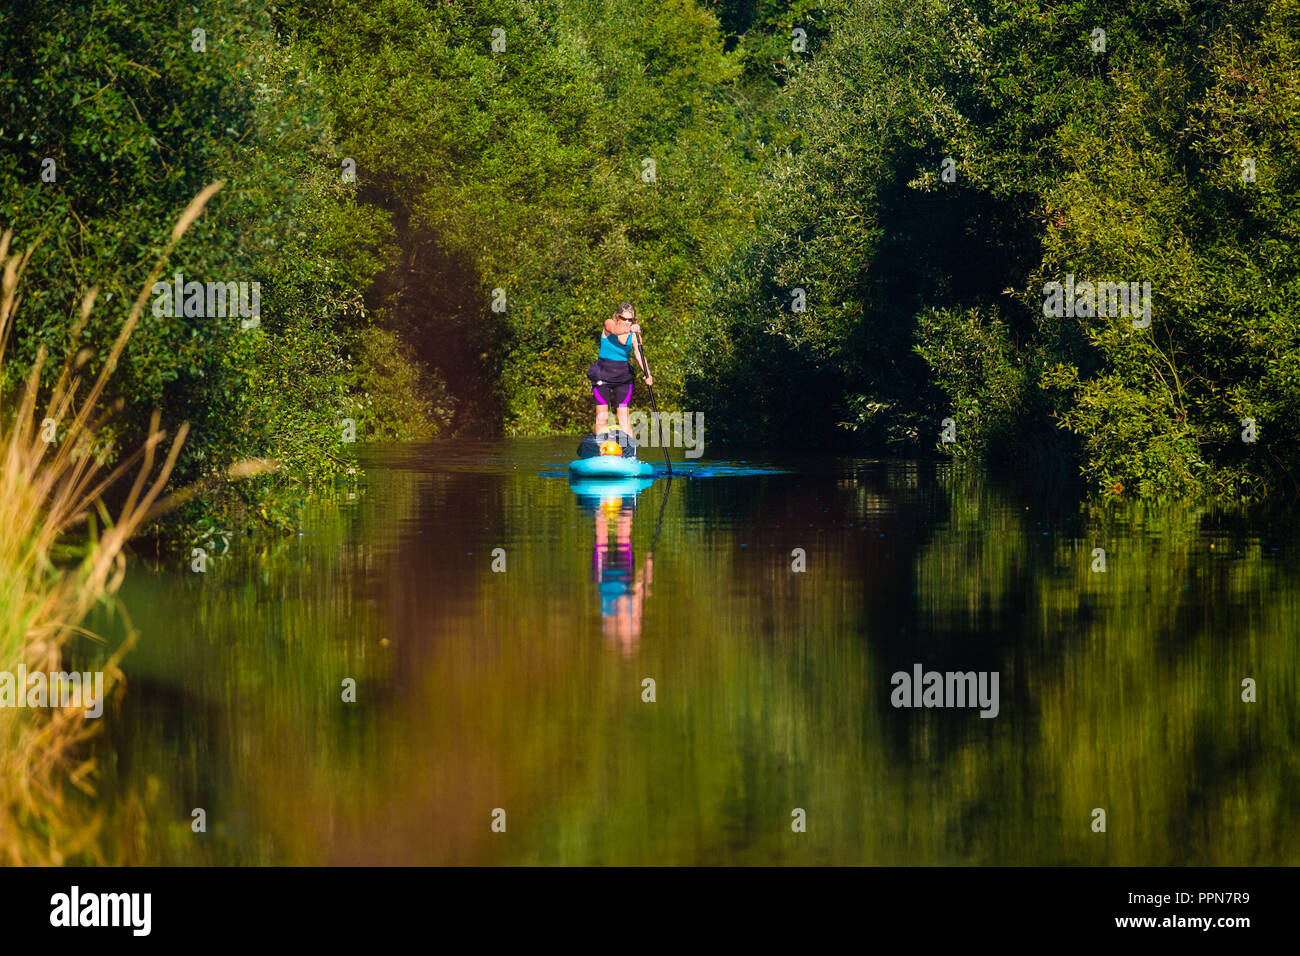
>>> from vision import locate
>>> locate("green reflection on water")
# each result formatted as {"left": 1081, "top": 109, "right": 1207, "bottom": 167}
{"left": 85, "top": 440, "right": 1299, "bottom": 865}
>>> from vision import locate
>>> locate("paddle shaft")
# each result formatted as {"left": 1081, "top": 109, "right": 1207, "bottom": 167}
{"left": 631, "top": 331, "right": 671, "bottom": 474}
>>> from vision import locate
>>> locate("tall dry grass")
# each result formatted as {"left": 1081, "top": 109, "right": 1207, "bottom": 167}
{"left": 0, "top": 184, "right": 230, "bottom": 864}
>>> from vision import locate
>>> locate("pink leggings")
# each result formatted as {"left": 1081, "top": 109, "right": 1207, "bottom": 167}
{"left": 593, "top": 382, "right": 633, "bottom": 407}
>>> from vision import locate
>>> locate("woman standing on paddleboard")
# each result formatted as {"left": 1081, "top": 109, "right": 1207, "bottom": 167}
{"left": 587, "top": 301, "right": 653, "bottom": 440}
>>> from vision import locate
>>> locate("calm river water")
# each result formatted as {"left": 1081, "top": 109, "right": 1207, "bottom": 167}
{"left": 86, "top": 439, "right": 1298, "bottom": 864}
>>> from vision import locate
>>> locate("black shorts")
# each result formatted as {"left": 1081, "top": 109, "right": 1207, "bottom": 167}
{"left": 588, "top": 359, "right": 634, "bottom": 407}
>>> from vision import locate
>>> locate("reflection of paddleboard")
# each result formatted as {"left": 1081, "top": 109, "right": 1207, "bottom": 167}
{"left": 569, "top": 456, "right": 655, "bottom": 479}
{"left": 569, "top": 475, "right": 655, "bottom": 500}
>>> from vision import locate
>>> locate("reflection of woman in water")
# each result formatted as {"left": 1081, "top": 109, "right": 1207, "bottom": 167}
{"left": 589, "top": 495, "right": 653, "bottom": 657}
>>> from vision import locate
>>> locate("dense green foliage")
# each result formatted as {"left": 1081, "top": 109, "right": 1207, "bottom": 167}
{"left": 275, "top": 0, "right": 765, "bottom": 434}
{"left": 708, "top": 0, "right": 1300, "bottom": 499}
{"left": 0, "top": 0, "right": 443, "bottom": 535}
{"left": 4, "top": 0, "right": 1300, "bottom": 504}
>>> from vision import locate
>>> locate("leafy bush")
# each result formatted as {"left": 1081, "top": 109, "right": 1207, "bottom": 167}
{"left": 0, "top": 0, "right": 432, "bottom": 534}
{"left": 702, "top": 0, "right": 1300, "bottom": 500}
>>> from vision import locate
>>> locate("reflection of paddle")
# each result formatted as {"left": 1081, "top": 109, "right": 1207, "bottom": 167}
{"left": 648, "top": 470, "right": 673, "bottom": 556}
{"left": 631, "top": 330, "right": 672, "bottom": 474}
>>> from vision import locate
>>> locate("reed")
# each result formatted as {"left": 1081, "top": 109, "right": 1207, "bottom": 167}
{"left": 0, "top": 185, "right": 228, "bottom": 864}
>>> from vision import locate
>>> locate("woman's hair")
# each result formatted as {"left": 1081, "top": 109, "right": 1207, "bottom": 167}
{"left": 615, "top": 301, "right": 636, "bottom": 319}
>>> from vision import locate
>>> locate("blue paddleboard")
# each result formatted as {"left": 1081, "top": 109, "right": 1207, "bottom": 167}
{"left": 569, "top": 455, "right": 655, "bottom": 479}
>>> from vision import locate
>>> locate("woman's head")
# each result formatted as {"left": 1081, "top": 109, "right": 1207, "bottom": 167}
{"left": 613, "top": 302, "right": 636, "bottom": 324}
